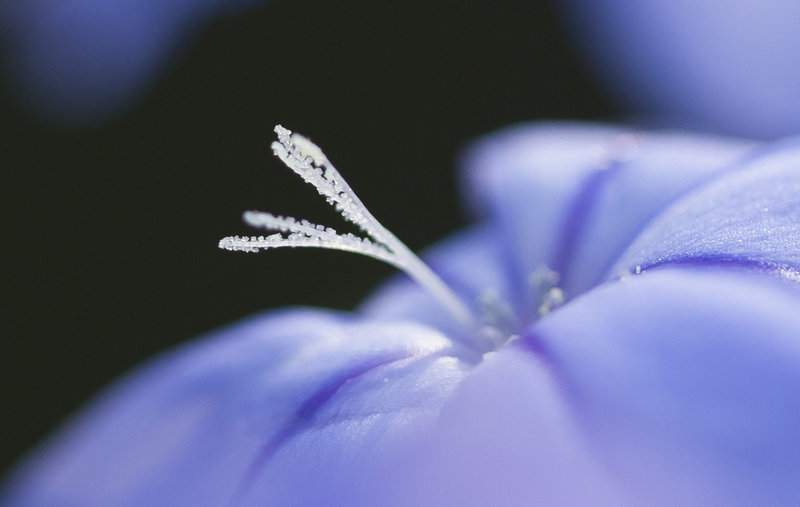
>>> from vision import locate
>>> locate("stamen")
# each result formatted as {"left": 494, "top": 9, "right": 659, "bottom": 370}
{"left": 530, "top": 265, "right": 567, "bottom": 317}
{"left": 537, "top": 287, "right": 566, "bottom": 317}
{"left": 530, "top": 265, "right": 560, "bottom": 288}
{"left": 220, "top": 125, "right": 476, "bottom": 329}
{"left": 478, "top": 288, "right": 518, "bottom": 336}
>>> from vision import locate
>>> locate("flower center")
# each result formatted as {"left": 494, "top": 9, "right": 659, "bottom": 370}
{"left": 221, "top": 126, "right": 574, "bottom": 354}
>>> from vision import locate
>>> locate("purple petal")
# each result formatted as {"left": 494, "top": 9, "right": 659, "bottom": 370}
{"left": 375, "top": 346, "right": 627, "bottom": 506}
{"left": 611, "top": 137, "right": 800, "bottom": 281}
{"left": 526, "top": 267, "right": 800, "bottom": 505}
{"left": 2, "top": 309, "right": 471, "bottom": 505}
{"left": 462, "top": 122, "right": 756, "bottom": 321}
{"left": 558, "top": 0, "right": 800, "bottom": 138}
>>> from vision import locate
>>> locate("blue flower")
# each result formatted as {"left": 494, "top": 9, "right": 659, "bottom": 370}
{"left": 5, "top": 122, "right": 800, "bottom": 505}
{"left": 558, "top": 0, "right": 800, "bottom": 139}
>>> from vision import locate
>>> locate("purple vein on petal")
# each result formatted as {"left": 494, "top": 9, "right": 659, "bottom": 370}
{"left": 636, "top": 256, "right": 800, "bottom": 285}
{"left": 233, "top": 352, "right": 419, "bottom": 503}
{"left": 550, "top": 153, "right": 628, "bottom": 289}
{"left": 597, "top": 137, "right": 798, "bottom": 288}
{"left": 512, "top": 330, "right": 584, "bottom": 410}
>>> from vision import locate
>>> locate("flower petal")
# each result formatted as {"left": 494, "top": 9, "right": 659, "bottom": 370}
{"left": 610, "top": 137, "right": 800, "bottom": 281}
{"left": 558, "top": 0, "right": 800, "bottom": 138}
{"left": 526, "top": 267, "right": 800, "bottom": 505}
{"left": 374, "top": 345, "right": 627, "bottom": 506}
{"left": 462, "top": 122, "right": 756, "bottom": 319}
{"left": 2, "top": 309, "right": 472, "bottom": 506}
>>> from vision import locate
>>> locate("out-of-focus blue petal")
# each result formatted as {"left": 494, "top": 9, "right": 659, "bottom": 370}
{"left": 526, "top": 267, "right": 800, "bottom": 505}
{"left": 610, "top": 137, "right": 800, "bottom": 281}
{"left": 1, "top": 0, "right": 266, "bottom": 124}
{"left": 462, "top": 122, "right": 756, "bottom": 321}
{"left": 2, "top": 309, "right": 473, "bottom": 506}
{"left": 557, "top": 0, "right": 800, "bottom": 139}
{"left": 376, "top": 345, "right": 627, "bottom": 506}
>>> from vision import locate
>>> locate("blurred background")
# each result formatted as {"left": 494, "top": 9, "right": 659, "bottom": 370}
{"left": 3, "top": 0, "right": 623, "bottom": 475}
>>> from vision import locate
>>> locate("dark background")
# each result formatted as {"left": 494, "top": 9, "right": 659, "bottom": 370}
{"left": 1, "top": 0, "right": 615, "bottom": 475}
